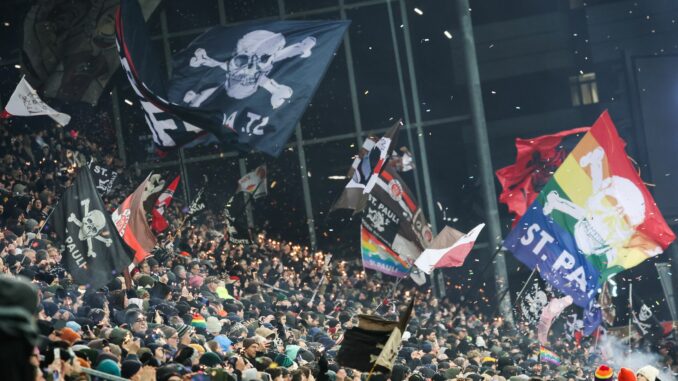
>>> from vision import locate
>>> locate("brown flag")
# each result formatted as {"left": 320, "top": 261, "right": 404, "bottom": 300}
{"left": 112, "top": 174, "right": 158, "bottom": 264}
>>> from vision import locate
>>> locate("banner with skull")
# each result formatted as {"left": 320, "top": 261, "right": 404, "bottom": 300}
{"left": 47, "top": 167, "right": 134, "bottom": 289}
{"left": 503, "top": 111, "right": 676, "bottom": 335}
{"left": 116, "top": 0, "right": 349, "bottom": 156}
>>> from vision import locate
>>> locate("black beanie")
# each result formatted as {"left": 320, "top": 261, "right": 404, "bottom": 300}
{"left": 121, "top": 360, "right": 142, "bottom": 378}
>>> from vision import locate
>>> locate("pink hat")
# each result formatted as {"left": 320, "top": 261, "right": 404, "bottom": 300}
{"left": 189, "top": 276, "right": 204, "bottom": 288}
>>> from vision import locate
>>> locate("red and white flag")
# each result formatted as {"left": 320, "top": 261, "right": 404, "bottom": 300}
{"left": 1, "top": 76, "right": 71, "bottom": 126}
{"left": 151, "top": 175, "right": 180, "bottom": 234}
{"left": 414, "top": 223, "right": 485, "bottom": 274}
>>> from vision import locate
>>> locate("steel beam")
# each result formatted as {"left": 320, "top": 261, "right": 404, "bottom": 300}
{"left": 455, "top": 0, "right": 513, "bottom": 322}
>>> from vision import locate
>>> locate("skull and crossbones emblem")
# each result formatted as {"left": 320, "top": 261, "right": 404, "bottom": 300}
{"left": 183, "top": 30, "right": 316, "bottom": 109}
{"left": 633, "top": 304, "right": 653, "bottom": 335}
{"left": 542, "top": 147, "right": 648, "bottom": 267}
{"left": 67, "top": 198, "right": 112, "bottom": 258}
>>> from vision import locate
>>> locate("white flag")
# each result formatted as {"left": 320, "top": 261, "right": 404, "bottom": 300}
{"left": 1, "top": 76, "right": 71, "bottom": 126}
{"left": 237, "top": 165, "right": 268, "bottom": 199}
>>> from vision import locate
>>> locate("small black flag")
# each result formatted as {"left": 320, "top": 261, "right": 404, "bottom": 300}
{"left": 48, "top": 167, "right": 134, "bottom": 289}
{"left": 88, "top": 162, "right": 119, "bottom": 195}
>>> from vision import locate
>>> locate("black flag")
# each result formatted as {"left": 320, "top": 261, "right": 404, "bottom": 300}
{"left": 336, "top": 315, "right": 398, "bottom": 372}
{"left": 48, "top": 168, "right": 134, "bottom": 289}
{"left": 116, "top": 0, "right": 349, "bottom": 156}
{"left": 88, "top": 162, "right": 119, "bottom": 195}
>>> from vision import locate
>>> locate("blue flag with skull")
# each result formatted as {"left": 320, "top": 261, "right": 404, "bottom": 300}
{"left": 116, "top": 0, "right": 349, "bottom": 156}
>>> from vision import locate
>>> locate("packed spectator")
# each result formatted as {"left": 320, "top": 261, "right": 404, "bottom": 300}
{"left": 0, "top": 126, "right": 676, "bottom": 381}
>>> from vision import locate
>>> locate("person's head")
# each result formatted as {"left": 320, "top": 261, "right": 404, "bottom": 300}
{"left": 636, "top": 366, "right": 659, "bottom": 381}
{"left": 336, "top": 368, "right": 347, "bottom": 381}
{"left": 457, "top": 328, "right": 467, "bottom": 339}
{"left": 190, "top": 262, "right": 201, "bottom": 275}
{"left": 205, "top": 276, "right": 219, "bottom": 292}
{"left": 174, "top": 265, "right": 187, "bottom": 280}
{"left": 139, "top": 261, "right": 151, "bottom": 275}
{"left": 162, "top": 327, "right": 179, "bottom": 350}
{"left": 243, "top": 338, "right": 259, "bottom": 357}
{"left": 126, "top": 310, "right": 148, "bottom": 334}
{"left": 0, "top": 275, "right": 39, "bottom": 381}
{"left": 177, "top": 324, "right": 193, "bottom": 346}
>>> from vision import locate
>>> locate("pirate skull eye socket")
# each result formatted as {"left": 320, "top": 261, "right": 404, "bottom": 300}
{"left": 231, "top": 54, "right": 251, "bottom": 68}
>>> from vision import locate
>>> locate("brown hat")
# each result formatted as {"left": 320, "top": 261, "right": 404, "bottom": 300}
{"left": 255, "top": 327, "right": 276, "bottom": 339}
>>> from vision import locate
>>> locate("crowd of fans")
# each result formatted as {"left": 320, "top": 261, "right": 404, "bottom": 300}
{"left": 0, "top": 124, "right": 676, "bottom": 381}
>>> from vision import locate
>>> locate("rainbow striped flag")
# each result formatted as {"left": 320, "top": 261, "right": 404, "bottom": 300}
{"left": 539, "top": 346, "right": 561, "bottom": 366}
{"left": 361, "top": 226, "right": 410, "bottom": 277}
{"left": 504, "top": 111, "right": 675, "bottom": 333}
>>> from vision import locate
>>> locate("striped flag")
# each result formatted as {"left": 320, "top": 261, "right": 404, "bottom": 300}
{"left": 539, "top": 346, "right": 561, "bottom": 365}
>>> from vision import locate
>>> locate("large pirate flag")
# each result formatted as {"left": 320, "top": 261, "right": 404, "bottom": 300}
{"left": 116, "top": 0, "right": 349, "bottom": 156}
{"left": 361, "top": 167, "right": 432, "bottom": 277}
{"left": 48, "top": 168, "right": 134, "bottom": 289}
{"left": 503, "top": 111, "right": 675, "bottom": 335}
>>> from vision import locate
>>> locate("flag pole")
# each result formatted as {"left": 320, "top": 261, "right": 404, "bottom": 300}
{"left": 512, "top": 266, "right": 539, "bottom": 308}
{"left": 308, "top": 254, "right": 333, "bottom": 308}
{"left": 628, "top": 282, "right": 633, "bottom": 351}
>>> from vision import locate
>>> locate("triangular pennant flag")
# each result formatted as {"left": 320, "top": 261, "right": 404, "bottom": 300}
{"left": 2, "top": 76, "right": 71, "bottom": 125}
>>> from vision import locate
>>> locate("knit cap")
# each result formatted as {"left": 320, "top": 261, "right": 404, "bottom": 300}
{"left": 191, "top": 314, "right": 207, "bottom": 330}
{"left": 636, "top": 366, "right": 659, "bottom": 381}
{"left": 59, "top": 327, "right": 81, "bottom": 345}
{"left": 121, "top": 360, "right": 142, "bottom": 378}
{"left": 97, "top": 359, "right": 121, "bottom": 377}
{"left": 206, "top": 316, "right": 222, "bottom": 335}
{"left": 617, "top": 367, "right": 636, "bottom": 381}
{"left": 200, "top": 352, "right": 223, "bottom": 367}
{"left": 594, "top": 365, "right": 614, "bottom": 380}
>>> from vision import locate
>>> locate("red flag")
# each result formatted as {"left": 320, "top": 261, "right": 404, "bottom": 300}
{"left": 112, "top": 174, "right": 158, "bottom": 264}
{"left": 495, "top": 127, "right": 589, "bottom": 222}
{"left": 151, "top": 175, "right": 180, "bottom": 234}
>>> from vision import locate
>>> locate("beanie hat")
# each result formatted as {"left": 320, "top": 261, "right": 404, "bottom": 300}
{"left": 274, "top": 353, "right": 294, "bottom": 368}
{"left": 176, "top": 324, "right": 193, "bottom": 338}
{"left": 595, "top": 365, "right": 614, "bottom": 380}
{"left": 191, "top": 313, "right": 207, "bottom": 330}
{"left": 59, "top": 327, "right": 81, "bottom": 345}
{"left": 617, "top": 368, "right": 636, "bottom": 381}
{"left": 121, "top": 360, "right": 142, "bottom": 378}
{"left": 206, "top": 316, "right": 222, "bottom": 335}
{"left": 189, "top": 276, "right": 204, "bottom": 288}
{"left": 97, "top": 359, "right": 121, "bottom": 377}
{"left": 636, "top": 366, "right": 659, "bottom": 381}
{"left": 285, "top": 345, "right": 301, "bottom": 361}
{"left": 189, "top": 343, "right": 206, "bottom": 355}
{"left": 66, "top": 321, "right": 81, "bottom": 332}
{"left": 214, "top": 335, "right": 233, "bottom": 352}
{"left": 200, "top": 352, "right": 223, "bottom": 367}
{"left": 137, "top": 274, "right": 155, "bottom": 288}
{"left": 108, "top": 327, "right": 129, "bottom": 346}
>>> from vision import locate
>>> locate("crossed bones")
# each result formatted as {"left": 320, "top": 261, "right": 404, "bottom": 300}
{"left": 67, "top": 199, "right": 112, "bottom": 258}
{"left": 183, "top": 30, "right": 316, "bottom": 109}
